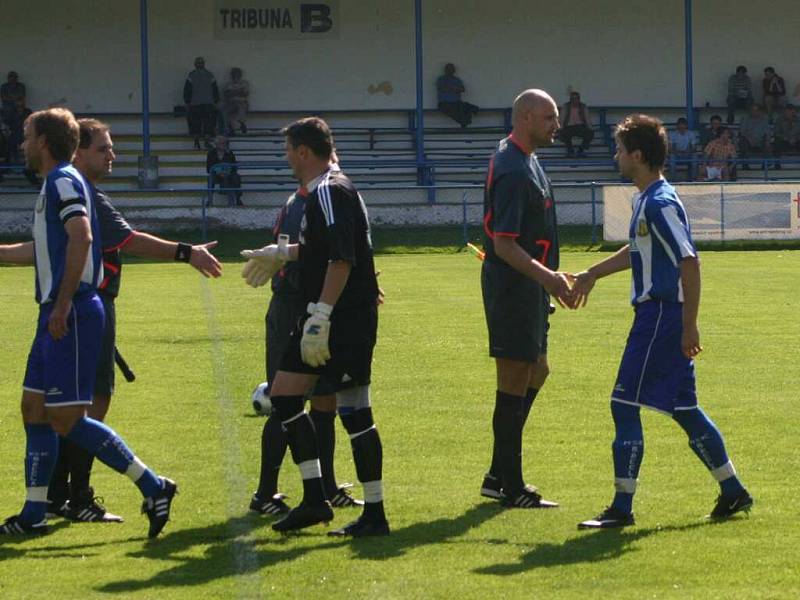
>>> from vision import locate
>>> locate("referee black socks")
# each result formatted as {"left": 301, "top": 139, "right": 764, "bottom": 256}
{"left": 492, "top": 390, "right": 525, "bottom": 495}
{"left": 489, "top": 388, "right": 538, "bottom": 482}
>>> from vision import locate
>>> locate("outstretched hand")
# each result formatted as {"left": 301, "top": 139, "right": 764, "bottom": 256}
{"left": 545, "top": 271, "right": 576, "bottom": 308}
{"left": 567, "top": 270, "right": 597, "bottom": 309}
{"left": 190, "top": 240, "right": 223, "bottom": 278}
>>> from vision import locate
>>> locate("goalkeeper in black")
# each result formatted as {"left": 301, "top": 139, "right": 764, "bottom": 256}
{"left": 241, "top": 117, "right": 387, "bottom": 536}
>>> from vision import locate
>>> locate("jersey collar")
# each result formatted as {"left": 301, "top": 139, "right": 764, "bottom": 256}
{"left": 304, "top": 162, "right": 340, "bottom": 194}
{"left": 508, "top": 133, "right": 533, "bottom": 155}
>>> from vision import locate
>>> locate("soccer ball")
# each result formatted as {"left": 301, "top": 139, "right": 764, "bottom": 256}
{"left": 251, "top": 382, "right": 272, "bottom": 416}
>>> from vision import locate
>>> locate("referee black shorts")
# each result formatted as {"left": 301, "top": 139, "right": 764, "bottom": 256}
{"left": 481, "top": 260, "right": 549, "bottom": 362}
{"left": 94, "top": 294, "right": 116, "bottom": 397}
{"left": 278, "top": 302, "right": 377, "bottom": 391}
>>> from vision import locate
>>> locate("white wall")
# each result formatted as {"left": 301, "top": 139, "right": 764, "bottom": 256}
{"left": 1, "top": 0, "right": 798, "bottom": 114}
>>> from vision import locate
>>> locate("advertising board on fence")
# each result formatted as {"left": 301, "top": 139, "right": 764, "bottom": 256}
{"left": 603, "top": 183, "right": 800, "bottom": 241}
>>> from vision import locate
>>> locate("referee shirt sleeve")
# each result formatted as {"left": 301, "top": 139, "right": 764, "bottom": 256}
{"left": 54, "top": 177, "right": 88, "bottom": 223}
{"left": 490, "top": 172, "right": 528, "bottom": 238}
{"left": 647, "top": 200, "right": 697, "bottom": 265}
{"left": 96, "top": 193, "right": 134, "bottom": 251}
{"left": 320, "top": 183, "right": 357, "bottom": 264}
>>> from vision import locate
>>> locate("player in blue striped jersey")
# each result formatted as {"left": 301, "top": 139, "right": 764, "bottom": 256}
{"left": 570, "top": 114, "right": 752, "bottom": 529}
{"left": 0, "top": 109, "right": 176, "bottom": 537}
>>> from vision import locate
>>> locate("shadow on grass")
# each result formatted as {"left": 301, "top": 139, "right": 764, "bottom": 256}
{"left": 95, "top": 503, "right": 504, "bottom": 593}
{"left": 474, "top": 519, "right": 721, "bottom": 576}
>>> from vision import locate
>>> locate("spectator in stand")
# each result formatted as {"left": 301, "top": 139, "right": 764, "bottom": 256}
{"left": 702, "top": 127, "right": 737, "bottom": 181}
{"left": 436, "top": 63, "right": 479, "bottom": 128}
{"left": 762, "top": 67, "right": 786, "bottom": 122}
{"left": 772, "top": 104, "right": 800, "bottom": 169}
{"left": 206, "top": 135, "right": 243, "bottom": 207}
{"left": 223, "top": 67, "right": 250, "bottom": 136}
{"left": 700, "top": 114, "right": 725, "bottom": 148}
{"left": 793, "top": 82, "right": 800, "bottom": 106}
{"left": 727, "top": 65, "right": 753, "bottom": 124}
{"left": 668, "top": 117, "right": 699, "bottom": 180}
{"left": 184, "top": 57, "right": 220, "bottom": 149}
{"left": 738, "top": 103, "right": 771, "bottom": 169}
{"left": 7, "top": 98, "right": 32, "bottom": 163}
{"left": 1, "top": 71, "right": 26, "bottom": 130}
{"left": 558, "top": 91, "right": 594, "bottom": 157}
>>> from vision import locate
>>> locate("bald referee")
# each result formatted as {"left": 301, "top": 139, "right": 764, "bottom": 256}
{"left": 480, "top": 89, "right": 574, "bottom": 509}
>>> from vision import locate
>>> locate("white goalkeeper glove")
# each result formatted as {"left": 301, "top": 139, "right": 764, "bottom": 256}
{"left": 301, "top": 302, "right": 333, "bottom": 367}
{"left": 240, "top": 236, "right": 289, "bottom": 288}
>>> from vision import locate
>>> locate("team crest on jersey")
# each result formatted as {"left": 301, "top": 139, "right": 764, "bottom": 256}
{"left": 637, "top": 218, "right": 649, "bottom": 236}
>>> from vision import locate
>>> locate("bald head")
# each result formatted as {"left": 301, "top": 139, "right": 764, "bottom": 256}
{"left": 510, "top": 89, "right": 560, "bottom": 151}
{"left": 512, "top": 89, "right": 556, "bottom": 124}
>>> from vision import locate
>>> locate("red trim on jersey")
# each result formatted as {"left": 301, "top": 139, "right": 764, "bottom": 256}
{"left": 484, "top": 156, "right": 496, "bottom": 239}
{"left": 483, "top": 208, "right": 494, "bottom": 239}
{"left": 297, "top": 186, "right": 309, "bottom": 197}
{"left": 103, "top": 261, "right": 120, "bottom": 274}
{"left": 272, "top": 205, "right": 287, "bottom": 238}
{"left": 494, "top": 232, "right": 520, "bottom": 238}
{"left": 544, "top": 197, "right": 553, "bottom": 209}
{"left": 535, "top": 239, "right": 552, "bottom": 265}
{"left": 508, "top": 133, "right": 532, "bottom": 155}
{"left": 103, "top": 231, "right": 135, "bottom": 253}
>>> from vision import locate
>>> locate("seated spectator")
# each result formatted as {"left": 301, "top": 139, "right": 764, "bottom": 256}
{"left": 184, "top": 57, "right": 219, "bottom": 149}
{"left": 558, "top": 91, "right": 594, "bottom": 157}
{"left": 772, "top": 104, "right": 800, "bottom": 169}
{"left": 223, "top": 67, "right": 250, "bottom": 136}
{"left": 668, "top": 117, "right": 699, "bottom": 180}
{"left": 700, "top": 114, "right": 725, "bottom": 148}
{"left": 701, "top": 127, "right": 737, "bottom": 181}
{"left": 436, "top": 63, "right": 479, "bottom": 128}
{"left": 206, "top": 135, "right": 242, "bottom": 206}
{"left": 738, "top": 103, "right": 771, "bottom": 169}
{"left": 727, "top": 65, "right": 753, "bottom": 124}
{"left": 6, "top": 98, "right": 31, "bottom": 163}
{"left": 762, "top": 67, "right": 786, "bottom": 122}
{"left": 1, "top": 71, "right": 26, "bottom": 130}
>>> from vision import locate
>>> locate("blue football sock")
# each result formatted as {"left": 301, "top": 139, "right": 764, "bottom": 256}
{"left": 66, "top": 417, "right": 162, "bottom": 498}
{"left": 673, "top": 407, "right": 745, "bottom": 496}
{"left": 21, "top": 424, "right": 59, "bottom": 524}
{"left": 610, "top": 402, "right": 644, "bottom": 514}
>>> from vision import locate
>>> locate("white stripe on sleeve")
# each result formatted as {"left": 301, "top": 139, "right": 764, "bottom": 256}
{"left": 55, "top": 177, "right": 80, "bottom": 201}
{"left": 661, "top": 205, "right": 696, "bottom": 258}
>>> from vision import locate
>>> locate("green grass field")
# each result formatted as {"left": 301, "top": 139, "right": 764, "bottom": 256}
{"left": 0, "top": 249, "right": 798, "bottom": 599}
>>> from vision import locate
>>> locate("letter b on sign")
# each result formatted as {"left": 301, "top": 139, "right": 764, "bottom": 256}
{"left": 301, "top": 4, "right": 333, "bottom": 33}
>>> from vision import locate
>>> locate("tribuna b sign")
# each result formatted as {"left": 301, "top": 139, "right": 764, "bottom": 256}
{"left": 214, "top": 2, "right": 339, "bottom": 39}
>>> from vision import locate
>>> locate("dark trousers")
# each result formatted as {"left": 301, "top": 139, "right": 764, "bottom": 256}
{"left": 212, "top": 172, "right": 242, "bottom": 206}
{"left": 726, "top": 96, "right": 753, "bottom": 124}
{"left": 558, "top": 124, "right": 594, "bottom": 154}
{"left": 438, "top": 101, "right": 479, "bottom": 128}
{"left": 738, "top": 137, "right": 769, "bottom": 167}
{"left": 187, "top": 104, "right": 217, "bottom": 138}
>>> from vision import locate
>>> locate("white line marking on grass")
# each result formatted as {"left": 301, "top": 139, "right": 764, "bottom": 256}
{"left": 200, "top": 279, "right": 261, "bottom": 597}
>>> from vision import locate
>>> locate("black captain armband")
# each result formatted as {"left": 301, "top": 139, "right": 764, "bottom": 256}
{"left": 175, "top": 242, "right": 192, "bottom": 263}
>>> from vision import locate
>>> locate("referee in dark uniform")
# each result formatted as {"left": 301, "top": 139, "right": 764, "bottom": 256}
{"left": 243, "top": 117, "right": 388, "bottom": 536}
{"left": 480, "top": 90, "right": 574, "bottom": 509}
{"left": 46, "top": 119, "right": 221, "bottom": 522}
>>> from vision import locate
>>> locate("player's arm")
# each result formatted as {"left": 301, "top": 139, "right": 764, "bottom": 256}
{"left": 490, "top": 172, "right": 573, "bottom": 305}
{"left": 49, "top": 215, "right": 93, "bottom": 340}
{"left": 123, "top": 231, "right": 222, "bottom": 278}
{"left": 680, "top": 256, "right": 702, "bottom": 359}
{"left": 0, "top": 240, "right": 34, "bottom": 264}
{"left": 493, "top": 236, "right": 572, "bottom": 305}
{"left": 570, "top": 245, "right": 631, "bottom": 308}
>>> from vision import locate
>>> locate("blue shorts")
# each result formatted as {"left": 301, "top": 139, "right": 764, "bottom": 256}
{"left": 611, "top": 300, "right": 697, "bottom": 415}
{"left": 23, "top": 293, "right": 105, "bottom": 407}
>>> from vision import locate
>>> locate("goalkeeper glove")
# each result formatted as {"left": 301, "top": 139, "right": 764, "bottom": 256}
{"left": 240, "top": 243, "right": 288, "bottom": 288}
{"left": 301, "top": 302, "right": 333, "bottom": 367}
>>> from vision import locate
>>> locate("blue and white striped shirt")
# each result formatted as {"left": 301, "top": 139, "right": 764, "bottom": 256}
{"left": 628, "top": 179, "right": 697, "bottom": 305}
{"left": 32, "top": 162, "right": 103, "bottom": 304}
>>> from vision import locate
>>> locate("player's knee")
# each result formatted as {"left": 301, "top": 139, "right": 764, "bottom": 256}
{"left": 88, "top": 394, "right": 111, "bottom": 421}
{"left": 270, "top": 395, "right": 305, "bottom": 423}
{"left": 529, "top": 358, "right": 550, "bottom": 387}
{"left": 337, "top": 386, "right": 375, "bottom": 436}
{"left": 20, "top": 392, "right": 47, "bottom": 424}
{"left": 310, "top": 394, "right": 336, "bottom": 413}
{"left": 46, "top": 406, "right": 84, "bottom": 436}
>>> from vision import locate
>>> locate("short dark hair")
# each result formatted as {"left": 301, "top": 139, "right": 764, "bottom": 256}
{"left": 281, "top": 117, "right": 333, "bottom": 159}
{"left": 736, "top": 65, "right": 747, "bottom": 74}
{"left": 765, "top": 67, "right": 775, "bottom": 74}
{"left": 677, "top": 117, "right": 688, "bottom": 125}
{"left": 710, "top": 114, "right": 722, "bottom": 123}
{"left": 615, "top": 114, "right": 668, "bottom": 170}
{"left": 27, "top": 108, "right": 80, "bottom": 162}
{"left": 77, "top": 118, "right": 110, "bottom": 149}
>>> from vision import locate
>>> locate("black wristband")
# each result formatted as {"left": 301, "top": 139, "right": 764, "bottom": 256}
{"left": 175, "top": 242, "right": 192, "bottom": 263}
